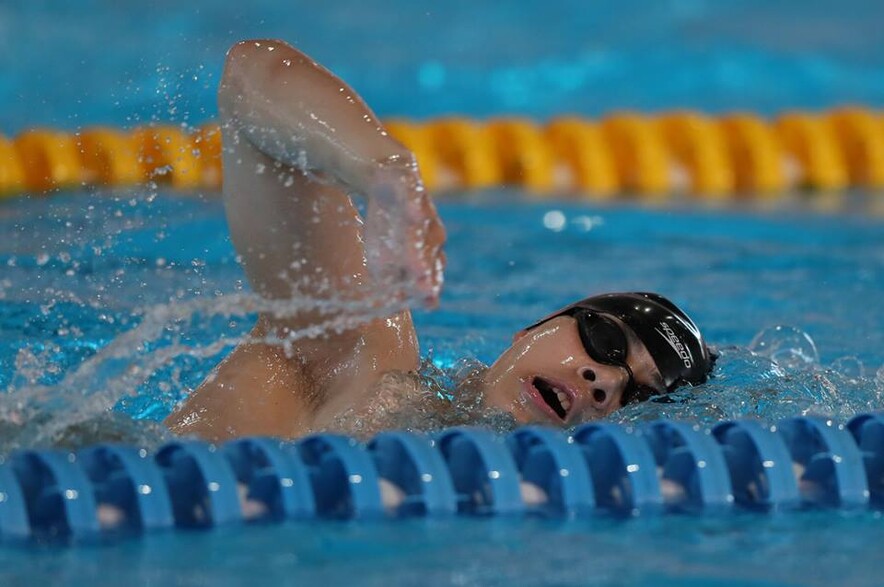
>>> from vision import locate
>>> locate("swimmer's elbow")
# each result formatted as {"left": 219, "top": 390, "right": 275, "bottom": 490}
{"left": 222, "top": 39, "right": 306, "bottom": 85}
{"left": 221, "top": 40, "right": 269, "bottom": 97}
{"left": 219, "top": 39, "right": 310, "bottom": 116}
{"left": 224, "top": 39, "right": 282, "bottom": 69}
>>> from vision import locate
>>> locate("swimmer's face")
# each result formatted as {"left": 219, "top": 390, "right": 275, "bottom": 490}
{"left": 482, "top": 315, "right": 664, "bottom": 426}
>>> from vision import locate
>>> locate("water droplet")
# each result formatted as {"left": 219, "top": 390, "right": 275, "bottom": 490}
{"left": 542, "top": 210, "right": 566, "bottom": 231}
{"left": 831, "top": 356, "right": 864, "bottom": 380}
{"left": 749, "top": 325, "right": 819, "bottom": 371}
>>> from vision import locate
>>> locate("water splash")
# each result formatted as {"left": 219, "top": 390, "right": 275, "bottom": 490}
{"left": 831, "top": 356, "right": 865, "bottom": 380}
{"left": 615, "top": 326, "right": 879, "bottom": 427}
{"left": 748, "top": 325, "right": 819, "bottom": 372}
{"left": 3, "top": 193, "right": 882, "bottom": 453}
{"left": 4, "top": 300, "right": 882, "bottom": 452}
{"left": 0, "top": 290, "right": 414, "bottom": 451}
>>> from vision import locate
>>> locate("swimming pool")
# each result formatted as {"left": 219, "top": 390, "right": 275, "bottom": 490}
{"left": 2, "top": 1, "right": 884, "bottom": 586}
{"left": 2, "top": 191, "right": 884, "bottom": 585}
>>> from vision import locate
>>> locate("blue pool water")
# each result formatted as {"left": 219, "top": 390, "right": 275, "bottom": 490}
{"left": 3, "top": 192, "right": 883, "bottom": 430}
{"left": 1, "top": 513, "right": 883, "bottom": 586}
{"left": 1, "top": 191, "right": 884, "bottom": 586}
{"left": 1, "top": 0, "right": 883, "bottom": 131}
{"left": 2, "top": 1, "right": 884, "bottom": 586}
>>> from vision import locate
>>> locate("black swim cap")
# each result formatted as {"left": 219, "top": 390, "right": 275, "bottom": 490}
{"left": 530, "top": 292, "right": 714, "bottom": 396}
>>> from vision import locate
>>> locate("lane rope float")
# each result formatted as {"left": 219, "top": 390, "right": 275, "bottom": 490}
{"left": 1, "top": 108, "right": 881, "bottom": 199}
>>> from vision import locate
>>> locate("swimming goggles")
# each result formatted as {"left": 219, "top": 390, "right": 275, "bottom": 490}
{"left": 535, "top": 308, "right": 662, "bottom": 405}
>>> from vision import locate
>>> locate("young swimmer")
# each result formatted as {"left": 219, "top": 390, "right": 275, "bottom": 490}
{"left": 164, "top": 39, "right": 715, "bottom": 442}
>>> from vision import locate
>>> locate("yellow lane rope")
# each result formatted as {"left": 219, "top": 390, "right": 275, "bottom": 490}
{"left": 0, "top": 108, "right": 881, "bottom": 199}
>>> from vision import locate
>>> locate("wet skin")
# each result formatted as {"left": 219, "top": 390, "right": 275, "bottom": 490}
{"left": 164, "top": 39, "right": 660, "bottom": 441}
{"left": 483, "top": 315, "right": 664, "bottom": 425}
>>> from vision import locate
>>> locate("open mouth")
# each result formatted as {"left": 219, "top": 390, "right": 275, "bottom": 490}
{"left": 531, "top": 376, "right": 573, "bottom": 421}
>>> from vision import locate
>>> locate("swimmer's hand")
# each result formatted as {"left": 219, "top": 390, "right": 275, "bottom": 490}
{"left": 365, "top": 155, "right": 446, "bottom": 308}
{"left": 219, "top": 39, "right": 445, "bottom": 308}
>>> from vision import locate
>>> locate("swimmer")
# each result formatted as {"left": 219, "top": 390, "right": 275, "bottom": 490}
{"left": 165, "top": 40, "right": 715, "bottom": 441}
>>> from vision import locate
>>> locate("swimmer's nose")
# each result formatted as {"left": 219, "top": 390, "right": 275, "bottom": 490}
{"left": 579, "top": 366, "right": 620, "bottom": 413}
{"left": 588, "top": 386, "right": 615, "bottom": 412}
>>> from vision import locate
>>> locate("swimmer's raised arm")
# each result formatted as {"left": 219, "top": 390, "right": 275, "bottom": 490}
{"left": 166, "top": 40, "right": 441, "bottom": 440}
{"left": 221, "top": 40, "right": 408, "bottom": 191}
{"left": 168, "top": 41, "right": 716, "bottom": 442}
{"left": 219, "top": 40, "right": 444, "bottom": 306}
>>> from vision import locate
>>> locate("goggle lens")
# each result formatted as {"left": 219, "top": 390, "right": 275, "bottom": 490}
{"left": 575, "top": 312, "right": 628, "bottom": 365}
{"left": 572, "top": 310, "right": 659, "bottom": 405}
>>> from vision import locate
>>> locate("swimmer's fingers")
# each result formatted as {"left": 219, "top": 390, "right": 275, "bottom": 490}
{"left": 364, "top": 199, "right": 411, "bottom": 306}
{"left": 366, "top": 165, "right": 446, "bottom": 307}
{"left": 391, "top": 171, "right": 446, "bottom": 308}
{"left": 411, "top": 190, "right": 446, "bottom": 307}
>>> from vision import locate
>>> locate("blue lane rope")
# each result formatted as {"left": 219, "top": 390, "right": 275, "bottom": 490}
{"left": 712, "top": 420, "right": 801, "bottom": 512}
{"left": 572, "top": 423, "right": 663, "bottom": 515}
{"left": 0, "top": 414, "right": 882, "bottom": 542}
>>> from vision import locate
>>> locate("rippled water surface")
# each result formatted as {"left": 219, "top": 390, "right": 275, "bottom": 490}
{"left": 0, "top": 513, "right": 882, "bottom": 587}
{"left": 1, "top": 188, "right": 883, "bottom": 585}
{"left": 2, "top": 190, "right": 883, "bottom": 434}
